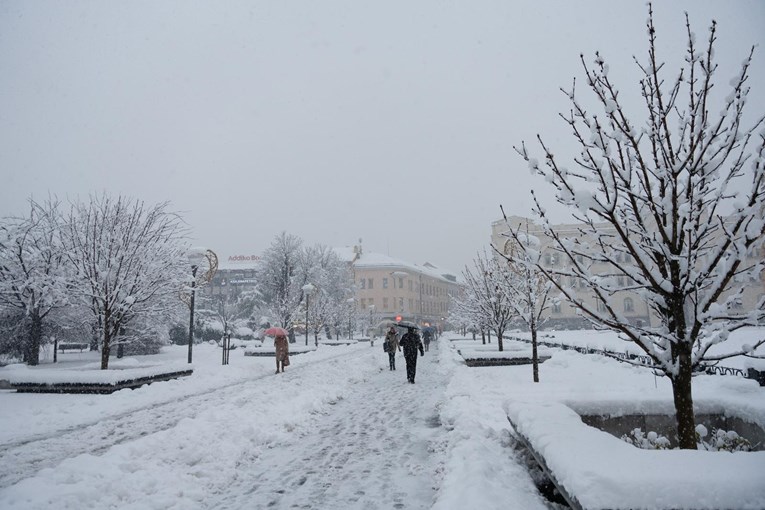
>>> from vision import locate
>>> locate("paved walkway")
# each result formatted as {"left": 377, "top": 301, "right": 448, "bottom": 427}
{"left": 208, "top": 348, "right": 450, "bottom": 509}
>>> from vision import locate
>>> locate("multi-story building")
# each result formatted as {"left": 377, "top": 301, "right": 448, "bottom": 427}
{"left": 491, "top": 215, "right": 765, "bottom": 330}
{"left": 335, "top": 244, "right": 462, "bottom": 330}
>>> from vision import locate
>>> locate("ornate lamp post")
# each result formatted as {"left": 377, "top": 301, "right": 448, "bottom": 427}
{"left": 181, "top": 248, "right": 218, "bottom": 364}
{"left": 302, "top": 283, "right": 315, "bottom": 346}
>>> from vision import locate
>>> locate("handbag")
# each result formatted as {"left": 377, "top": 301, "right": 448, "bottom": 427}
{"left": 383, "top": 340, "right": 390, "bottom": 352}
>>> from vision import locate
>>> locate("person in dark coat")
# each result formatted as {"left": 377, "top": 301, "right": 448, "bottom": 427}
{"left": 399, "top": 327, "right": 424, "bottom": 383}
{"left": 384, "top": 327, "right": 400, "bottom": 370}
{"left": 422, "top": 327, "right": 433, "bottom": 352}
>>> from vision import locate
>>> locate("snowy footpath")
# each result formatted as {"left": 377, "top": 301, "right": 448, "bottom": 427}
{"left": 1, "top": 339, "right": 547, "bottom": 509}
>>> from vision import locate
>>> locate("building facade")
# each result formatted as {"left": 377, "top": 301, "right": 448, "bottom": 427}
{"left": 336, "top": 244, "right": 462, "bottom": 330}
{"left": 491, "top": 216, "right": 765, "bottom": 330}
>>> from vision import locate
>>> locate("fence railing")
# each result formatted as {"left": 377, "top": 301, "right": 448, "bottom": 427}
{"left": 505, "top": 335, "right": 761, "bottom": 385}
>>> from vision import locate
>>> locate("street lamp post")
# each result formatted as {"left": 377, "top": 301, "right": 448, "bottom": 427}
{"left": 180, "top": 248, "right": 218, "bottom": 365}
{"left": 368, "top": 304, "right": 375, "bottom": 338}
{"left": 187, "top": 249, "right": 208, "bottom": 364}
{"left": 302, "top": 283, "right": 315, "bottom": 346}
{"left": 188, "top": 265, "right": 197, "bottom": 363}
{"left": 347, "top": 298, "right": 355, "bottom": 340}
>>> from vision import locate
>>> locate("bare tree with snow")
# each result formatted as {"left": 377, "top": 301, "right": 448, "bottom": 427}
{"left": 494, "top": 215, "right": 554, "bottom": 382}
{"left": 303, "top": 244, "right": 354, "bottom": 341}
{"left": 256, "top": 232, "right": 305, "bottom": 339}
{"left": 458, "top": 251, "right": 515, "bottom": 351}
{"left": 0, "top": 198, "right": 69, "bottom": 365}
{"left": 513, "top": 6, "right": 765, "bottom": 448}
{"left": 63, "top": 195, "right": 188, "bottom": 369}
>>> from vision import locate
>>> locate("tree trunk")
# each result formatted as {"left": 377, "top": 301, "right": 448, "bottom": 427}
{"left": 481, "top": 330, "right": 486, "bottom": 344}
{"left": 531, "top": 320, "right": 539, "bottom": 383}
{"left": 26, "top": 311, "right": 43, "bottom": 366}
{"left": 496, "top": 328, "right": 504, "bottom": 351}
{"left": 671, "top": 351, "right": 697, "bottom": 449}
{"left": 101, "top": 311, "right": 111, "bottom": 370}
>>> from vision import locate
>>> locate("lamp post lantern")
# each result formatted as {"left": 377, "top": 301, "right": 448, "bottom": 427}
{"left": 302, "top": 283, "right": 315, "bottom": 346}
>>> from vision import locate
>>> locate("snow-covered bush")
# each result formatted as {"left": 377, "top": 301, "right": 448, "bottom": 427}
{"left": 696, "top": 425, "right": 752, "bottom": 452}
{"left": 622, "top": 426, "right": 752, "bottom": 452}
{"left": 621, "top": 428, "right": 671, "bottom": 450}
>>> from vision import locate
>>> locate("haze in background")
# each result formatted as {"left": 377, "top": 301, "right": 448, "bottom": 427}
{"left": 1, "top": 0, "right": 763, "bottom": 272}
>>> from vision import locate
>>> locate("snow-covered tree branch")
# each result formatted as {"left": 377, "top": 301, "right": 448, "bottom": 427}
{"left": 512, "top": 5, "right": 765, "bottom": 448}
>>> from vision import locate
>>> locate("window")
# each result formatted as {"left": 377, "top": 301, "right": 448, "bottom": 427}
{"left": 617, "top": 276, "right": 625, "bottom": 287}
{"left": 383, "top": 297, "right": 389, "bottom": 309}
{"left": 408, "top": 298, "right": 414, "bottom": 310}
{"left": 360, "top": 298, "right": 366, "bottom": 309}
{"left": 624, "top": 297, "right": 634, "bottom": 312}
{"left": 552, "top": 301, "right": 561, "bottom": 314}
{"left": 368, "top": 298, "right": 375, "bottom": 307}
{"left": 359, "top": 279, "right": 365, "bottom": 289}
{"left": 383, "top": 278, "right": 388, "bottom": 289}
{"left": 597, "top": 299, "right": 607, "bottom": 312}
{"left": 408, "top": 281, "right": 413, "bottom": 291}
{"left": 399, "top": 297, "right": 404, "bottom": 310}
{"left": 368, "top": 278, "right": 374, "bottom": 289}
{"left": 399, "top": 277, "right": 404, "bottom": 288}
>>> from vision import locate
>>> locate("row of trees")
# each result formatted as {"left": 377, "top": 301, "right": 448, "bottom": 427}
{"left": 0, "top": 195, "right": 189, "bottom": 369}
{"left": 449, "top": 232, "right": 552, "bottom": 383}
{"left": 230, "top": 232, "right": 355, "bottom": 337}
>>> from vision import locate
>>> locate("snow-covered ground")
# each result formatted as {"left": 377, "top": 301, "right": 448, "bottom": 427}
{"left": 0, "top": 330, "right": 763, "bottom": 509}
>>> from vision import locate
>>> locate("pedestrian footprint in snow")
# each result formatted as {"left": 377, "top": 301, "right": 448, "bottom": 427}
{"left": 399, "top": 327, "right": 424, "bottom": 383}
{"left": 383, "top": 326, "right": 400, "bottom": 371}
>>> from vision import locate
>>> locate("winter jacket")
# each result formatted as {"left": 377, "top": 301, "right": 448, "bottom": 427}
{"left": 384, "top": 330, "right": 399, "bottom": 353}
{"left": 399, "top": 330, "right": 424, "bottom": 358}
{"left": 274, "top": 336, "right": 289, "bottom": 363}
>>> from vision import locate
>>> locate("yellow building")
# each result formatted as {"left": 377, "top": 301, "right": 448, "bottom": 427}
{"left": 336, "top": 244, "right": 462, "bottom": 329}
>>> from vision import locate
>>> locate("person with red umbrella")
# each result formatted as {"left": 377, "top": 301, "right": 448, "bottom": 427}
{"left": 264, "top": 327, "right": 290, "bottom": 374}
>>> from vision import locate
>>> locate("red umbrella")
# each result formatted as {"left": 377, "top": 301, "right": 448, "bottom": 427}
{"left": 263, "top": 326, "right": 289, "bottom": 337}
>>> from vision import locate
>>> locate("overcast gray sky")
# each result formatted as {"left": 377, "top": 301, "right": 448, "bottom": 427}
{"left": 1, "top": 0, "right": 763, "bottom": 272}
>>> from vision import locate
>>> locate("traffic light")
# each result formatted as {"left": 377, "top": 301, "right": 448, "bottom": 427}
{"left": 395, "top": 315, "right": 402, "bottom": 322}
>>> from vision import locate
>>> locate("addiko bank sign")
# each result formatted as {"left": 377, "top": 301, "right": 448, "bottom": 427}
{"left": 227, "top": 255, "right": 261, "bottom": 262}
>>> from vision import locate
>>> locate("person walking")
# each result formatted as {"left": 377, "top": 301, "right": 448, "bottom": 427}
{"left": 422, "top": 327, "right": 433, "bottom": 352}
{"left": 399, "top": 327, "right": 424, "bottom": 383}
{"left": 274, "top": 333, "right": 290, "bottom": 373}
{"left": 384, "top": 326, "right": 400, "bottom": 370}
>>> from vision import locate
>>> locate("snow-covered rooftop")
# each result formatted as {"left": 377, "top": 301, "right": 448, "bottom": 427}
{"left": 334, "top": 247, "right": 460, "bottom": 284}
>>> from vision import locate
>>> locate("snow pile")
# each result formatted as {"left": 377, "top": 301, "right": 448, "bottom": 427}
{"left": 507, "top": 400, "right": 765, "bottom": 509}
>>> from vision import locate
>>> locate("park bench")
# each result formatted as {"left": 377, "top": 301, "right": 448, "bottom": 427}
{"left": 58, "top": 343, "right": 89, "bottom": 353}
